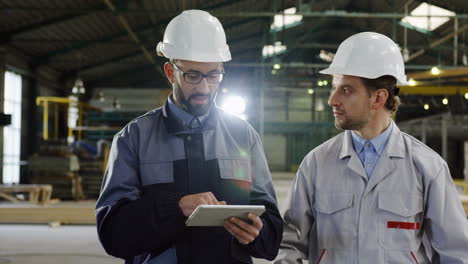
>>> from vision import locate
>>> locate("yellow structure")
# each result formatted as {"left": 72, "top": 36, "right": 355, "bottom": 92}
{"left": 36, "top": 96, "right": 100, "bottom": 141}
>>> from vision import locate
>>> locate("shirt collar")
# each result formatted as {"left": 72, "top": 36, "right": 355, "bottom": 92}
{"left": 351, "top": 130, "right": 366, "bottom": 154}
{"left": 351, "top": 120, "right": 393, "bottom": 156}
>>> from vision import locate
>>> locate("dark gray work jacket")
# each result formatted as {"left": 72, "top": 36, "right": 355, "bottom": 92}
{"left": 96, "top": 100, "right": 283, "bottom": 264}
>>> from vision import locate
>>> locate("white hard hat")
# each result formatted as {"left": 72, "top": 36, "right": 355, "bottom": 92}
{"left": 320, "top": 32, "right": 408, "bottom": 85}
{"left": 156, "top": 9, "right": 231, "bottom": 62}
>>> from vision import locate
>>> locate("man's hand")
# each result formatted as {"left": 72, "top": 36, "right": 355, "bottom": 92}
{"left": 224, "top": 213, "right": 263, "bottom": 245}
{"left": 178, "top": 192, "right": 226, "bottom": 217}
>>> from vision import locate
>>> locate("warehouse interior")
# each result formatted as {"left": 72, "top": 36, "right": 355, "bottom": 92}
{"left": 0, "top": 0, "right": 468, "bottom": 263}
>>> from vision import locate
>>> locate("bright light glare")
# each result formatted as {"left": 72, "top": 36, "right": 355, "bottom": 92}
{"left": 221, "top": 96, "right": 247, "bottom": 118}
{"left": 442, "top": 98, "right": 448, "bottom": 105}
{"left": 408, "top": 78, "right": 417, "bottom": 86}
{"left": 431, "top": 66, "right": 440, "bottom": 75}
{"left": 424, "top": 104, "right": 429, "bottom": 110}
{"left": 465, "top": 93, "right": 468, "bottom": 100}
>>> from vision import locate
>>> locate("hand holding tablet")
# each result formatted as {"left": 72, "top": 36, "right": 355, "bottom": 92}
{"left": 185, "top": 205, "right": 266, "bottom": 226}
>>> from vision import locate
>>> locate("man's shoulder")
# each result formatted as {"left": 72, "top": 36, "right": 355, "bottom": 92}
{"left": 216, "top": 107, "right": 255, "bottom": 131}
{"left": 115, "top": 107, "right": 164, "bottom": 138}
{"left": 312, "top": 132, "right": 345, "bottom": 154}
{"left": 400, "top": 131, "right": 447, "bottom": 168}
{"left": 300, "top": 132, "right": 344, "bottom": 163}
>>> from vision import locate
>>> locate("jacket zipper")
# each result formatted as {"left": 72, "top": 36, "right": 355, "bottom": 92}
{"left": 410, "top": 251, "right": 419, "bottom": 264}
{"left": 317, "top": 249, "right": 326, "bottom": 264}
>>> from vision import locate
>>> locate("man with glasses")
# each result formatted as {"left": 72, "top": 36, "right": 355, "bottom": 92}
{"left": 96, "top": 10, "right": 283, "bottom": 264}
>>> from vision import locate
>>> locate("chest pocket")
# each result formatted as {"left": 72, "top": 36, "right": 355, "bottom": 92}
{"left": 378, "top": 192, "right": 423, "bottom": 250}
{"left": 314, "top": 193, "right": 355, "bottom": 249}
{"left": 139, "top": 161, "right": 174, "bottom": 186}
{"left": 217, "top": 158, "right": 251, "bottom": 205}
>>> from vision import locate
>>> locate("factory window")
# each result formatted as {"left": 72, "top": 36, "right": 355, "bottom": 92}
{"left": 2, "top": 71, "right": 22, "bottom": 184}
{"left": 402, "top": 3, "right": 455, "bottom": 31}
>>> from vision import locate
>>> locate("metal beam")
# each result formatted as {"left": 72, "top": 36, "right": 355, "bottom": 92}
{"left": 37, "top": 0, "right": 251, "bottom": 65}
{"left": 3, "top": 9, "right": 468, "bottom": 18}
{"left": 1, "top": 5, "right": 107, "bottom": 44}
{"left": 16, "top": 37, "right": 468, "bottom": 52}
{"left": 78, "top": 50, "right": 146, "bottom": 73}
{"left": 408, "top": 25, "right": 468, "bottom": 62}
{"left": 53, "top": 18, "right": 264, "bottom": 74}
{"left": 77, "top": 27, "right": 263, "bottom": 74}
{"left": 86, "top": 64, "right": 155, "bottom": 86}
{"left": 407, "top": 68, "right": 468, "bottom": 79}
{"left": 399, "top": 85, "right": 468, "bottom": 95}
{"left": 103, "top": 0, "right": 155, "bottom": 68}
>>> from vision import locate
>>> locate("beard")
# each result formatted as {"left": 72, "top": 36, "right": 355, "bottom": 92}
{"left": 334, "top": 108, "right": 371, "bottom": 131}
{"left": 173, "top": 83, "right": 214, "bottom": 116}
{"left": 335, "top": 116, "right": 368, "bottom": 130}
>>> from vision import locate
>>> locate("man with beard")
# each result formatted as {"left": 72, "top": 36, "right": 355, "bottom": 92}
{"left": 275, "top": 32, "right": 468, "bottom": 263}
{"left": 95, "top": 10, "right": 282, "bottom": 264}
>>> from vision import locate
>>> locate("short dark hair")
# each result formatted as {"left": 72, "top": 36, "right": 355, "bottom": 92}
{"left": 361, "top": 75, "right": 401, "bottom": 113}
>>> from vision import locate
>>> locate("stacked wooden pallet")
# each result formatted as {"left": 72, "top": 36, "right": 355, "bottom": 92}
{"left": 0, "top": 201, "right": 96, "bottom": 224}
{"left": 0, "top": 184, "right": 52, "bottom": 204}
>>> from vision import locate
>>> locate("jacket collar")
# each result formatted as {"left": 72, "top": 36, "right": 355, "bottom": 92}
{"left": 339, "top": 119, "right": 405, "bottom": 160}
{"left": 162, "top": 96, "right": 219, "bottom": 135}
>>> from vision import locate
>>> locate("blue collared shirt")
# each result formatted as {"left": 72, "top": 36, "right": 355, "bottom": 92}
{"left": 168, "top": 95, "right": 210, "bottom": 130}
{"left": 351, "top": 121, "right": 393, "bottom": 179}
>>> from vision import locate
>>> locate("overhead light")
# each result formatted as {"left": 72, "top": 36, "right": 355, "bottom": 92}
{"left": 319, "top": 50, "right": 335, "bottom": 62}
{"left": 408, "top": 78, "right": 417, "bottom": 86}
{"left": 271, "top": 69, "right": 277, "bottom": 75}
{"left": 270, "top": 7, "right": 303, "bottom": 32}
{"left": 317, "top": 81, "right": 323, "bottom": 86}
{"left": 315, "top": 98, "right": 325, "bottom": 111}
{"left": 273, "top": 64, "right": 281, "bottom": 70}
{"left": 98, "top": 91, "right": 105, "bottom": 102}
{"left": 112, "top": 97, "right": 121, "bottom": 110}
{"left": 442, "top": 98, "right": 448, "bottom": 105}
{"left": 221, "top": 96, "right": 246, "bottom": 119}
{"left": 262, "top": 41, "right": 287, "bottom": 58}
{"left": 431, "top": 66, "right": 441, "bottom": 75}
{"left": 322, "top": 80, "right": 328, "bottom": 86}
{"left": 72, "top": 78, "right": 85, "bottom": 95}
{"left": 465, "top": 93, "right": 468, "bottom": 100}
{"left": 424, "top": 104, "right": 430, "bottom": 110}
{"left": 308, "top": 89, "right": 314, "bottom": 95}
{"left": 402, "top": 48, "right": 410, "bottom": 62}
{"left": 401, "top": 3, "right": 455, "bottom": 32}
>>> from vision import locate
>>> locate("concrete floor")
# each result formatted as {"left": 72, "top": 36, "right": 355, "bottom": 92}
{"left": 0, "top": 173, "right": 295, "bottom": 264}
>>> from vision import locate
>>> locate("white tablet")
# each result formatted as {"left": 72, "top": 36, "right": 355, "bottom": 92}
{"left": 185, "top": 205, "right": 266, "bottom": 226}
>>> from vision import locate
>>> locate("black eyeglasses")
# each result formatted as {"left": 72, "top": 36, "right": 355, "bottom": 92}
{"left": 172, "top": 63, "right": 224, "bottom": 84}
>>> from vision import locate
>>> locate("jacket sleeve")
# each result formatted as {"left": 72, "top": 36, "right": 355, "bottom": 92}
{"left": 239, "top": 131, "right": 283, "bottom": 261}
{"left": 95, "top": 131, "right": 187, "bottom": 259}
{"left": 274, "top": 153, "right": 315, "bottom": 264}
{"left": 424, "top": 163, "right": 468, "bottom": 263}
